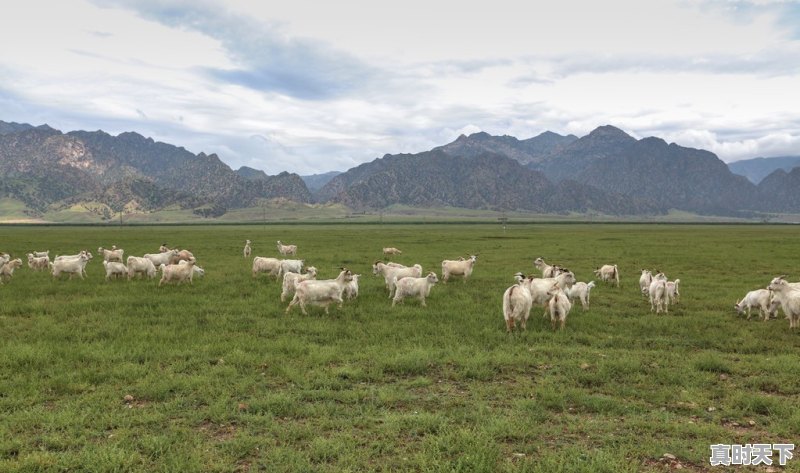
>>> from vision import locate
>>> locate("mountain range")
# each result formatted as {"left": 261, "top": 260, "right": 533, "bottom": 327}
{"left": 0, "top": 122, "right": 309, "bottom": 219}
{"left": 0, "top": 119, "right": 798, "bottom": 220}
{"left": 728, "top": 156, "right": 800, "bottom": 184}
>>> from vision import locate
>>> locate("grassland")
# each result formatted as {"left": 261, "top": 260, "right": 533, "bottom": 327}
{"left": 1, "top": 224, "right": 799, "bottom": 472}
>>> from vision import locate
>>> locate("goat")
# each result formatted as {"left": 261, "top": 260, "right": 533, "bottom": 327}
{"left": 594, "top": 264, "right": 620, "bottom": 287}
{"left": 286, "top": 269, "right": 353, "bottom": 315}
{"left": 392, "top": 272, "right": 438, "bottom": 307}
{"left": 566, "top": 281, "right": 596, "bottom": 309}
{"left": 276, "top": 240, "right": 297, "bottom": 256}
{"left": 441, "top": 255, "right": 478, "bottom": 283}
{"left": 502, "top": 282, "right": 533, "bottom": 332}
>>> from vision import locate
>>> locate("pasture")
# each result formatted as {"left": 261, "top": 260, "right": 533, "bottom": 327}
{"left": 1, "top": 223, "right": 799, "bottom": 472}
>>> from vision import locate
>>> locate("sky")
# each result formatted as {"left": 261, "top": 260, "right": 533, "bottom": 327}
{"left": 1, "top": 0, "right": 799, "bottom": 175}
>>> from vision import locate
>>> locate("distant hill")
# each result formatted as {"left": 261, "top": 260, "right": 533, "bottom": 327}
{"left": 0, "top": 121, "right": 311, "bottom": 217}
{"left": 756, "top": 167, "right": 800, "bottom": 212}
{"left": 302, "top": 171, "right": 342, "bottom": 193}
{"left": 728, "top": 156, "right": 800, "bottom": 184}
{"left": 316, "top": 149, "right": 657, "bottom": 215}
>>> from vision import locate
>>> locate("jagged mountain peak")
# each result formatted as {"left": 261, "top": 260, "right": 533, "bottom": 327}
{"left": 586, "top": 125, "right": 635, "bottom": 141}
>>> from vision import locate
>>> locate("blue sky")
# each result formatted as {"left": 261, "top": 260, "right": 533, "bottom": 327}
{"left": 1, "top": 0, "right": 799, "bottom": 174}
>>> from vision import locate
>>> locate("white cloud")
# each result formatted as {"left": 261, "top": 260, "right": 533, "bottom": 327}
{"left": 0, "top": 0, "right": 798, "bottom": 175}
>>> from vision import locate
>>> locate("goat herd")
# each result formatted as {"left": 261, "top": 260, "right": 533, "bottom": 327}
{"left": 2, "top": 239, "right": 799, "bottom": 333}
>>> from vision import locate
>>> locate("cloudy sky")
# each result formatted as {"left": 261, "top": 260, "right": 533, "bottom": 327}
{"left": 1, "top": 0, "right": 799, "bottom": 174}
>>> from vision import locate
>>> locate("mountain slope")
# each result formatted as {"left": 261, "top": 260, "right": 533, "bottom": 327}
{"left": 728, "top": 156, "right": 800, "bottom": 184}
{"left": 318, "top": 149, "right": 657, "bottom": 215}
{"left": 525, "top": 126, "right": 758, "bottom": 215}
{"left": 756, "top": 167, "right": 800, "bottom": 212}
{"left": 0, "top": 122, "right": 312, "bottom": 214}
{"left": 435, "top": 130, "right": 578, "bottom": 165}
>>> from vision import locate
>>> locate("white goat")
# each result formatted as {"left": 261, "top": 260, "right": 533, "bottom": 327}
{"left": 666, "top": 279, "right": 681, "bottom": 305}
{"left": 344, "top": 274, "right": 361, "bottom": 300}
{"left": 372, "top": 261, "right": 423, "bottom": 296}
{"left": 32, "top": 250, "right": 49, "bottom": 258}
{"left": 252, "top": 256, "right": 282, "bottom": 279}
{"left": 159, "top": 259, "right": 196, "bottom": 286}
{"left": 52, "top": 254, "right": 91, "bottom": 279}
{"left": 178, "top": 259, "right": 205, "bottom": 278}
{"left": 648, "top": 273, "right": 669, "bottom": 314}
{"left": 566, "top": 281, "right": 596, "bottom": 309}
{"left": 525, "top": 271, "right": 577, "bottom": 315}
{"left": 441, "top": 255, "right": 478, "bottom": 283}
{"left": 383, "top": 247, "right": 402, "bottom": 255}
{"left": 243, "top": 240, "right": 252, "bottom": 258}
{"left": 144, "top": 249, "right": 179, "bottom": 267}
{"left": 533, "top": 257, "right": 560, "bottom": 278}
{"left": 102, "top": 261, "right": 128, "bottom": 280}
{"left": 735, "top": 289, "right": 774, "bottom": 321}
{"left": 27, "top": 253, "right": 50, "bottom": 271}
{"left": 594, "top": 264, "right": 619, "bottom": 287}
{"left": 159, "top": 243, "right": 170, "bottom": 253}
{"left": 281, "top": 266, "right": 318, "bottom": 302}
{"left": 0, "top": 258, "right": 23, "bottom": 283}
{"left": 98, "top": 246, "right": 124, "bottom": 263}
{"left": 286, "top": 269, "right": 353, "bottom": 315}
{"left": 547, "top": 284, "right": 572, "bottom": 330}
{"left": 392, "top": 272, "right": 438, "bottom": 307}
{"left": 127, "top": 256, "right": 157, "bottom": 280}
{"left": 767, "top": 277, "right": 800, "bottom": 329}
{"left": 502, "top": 282, "right": 533, "bottom": 332}
{"left": 277, "top": 259, "right": 304, "bottom": 279}
{"left": 276, "top": 240, "right": 297, "bottom": 256}
{"left": 639, "top": 269, "right": 653, "bottom": 296}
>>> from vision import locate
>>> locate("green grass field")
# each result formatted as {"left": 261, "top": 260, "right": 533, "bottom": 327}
{"left": 1, "top": 224, "right": 799, "bottom": 472}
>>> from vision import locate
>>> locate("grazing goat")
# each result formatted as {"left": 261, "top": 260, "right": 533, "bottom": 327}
{"left": 127, "top": 256, "right": 157, "bottom": 280}
{"left": 648, "top": 273, "right": 668, "bottom": 314}
{"left": 547, "top": 284, "right": 572, "bottom": 330}
{"left": 276, "top": 240, "right": 297, "bottom": 256}
{"left": 525, "top": 270, "right": 577, "bottom": 316}
{"left": 392, "top": 272, "right": 438, "bottom": 307}
{"left": 252, "top": 256, "right": 282, "bottom": 279}
{"left": 533, "top": 257, "right": 561, "bottom": 278}
{"left": 243, "top": 240, "right": 252, "bottom": 258}
{"left": 98, "top": 246, "right": 124, "bottom": 263}
{"left": 383, "top": 247, "right": 402, "bottom": 255}
{"left": 286, "top": 269, "right": 353, "bottom": 315}
{"left": 594, "top": 264, "right": 620, "bottom": 287}
{"left": 169, "top": 249, "right": 195, "bottom": 265}
{"left": 103, "top": 261, "right": 128, "bottom": 280}
{"left": 52, "top": 253, "right": 91, "bottom": 279}
{"left": 502, "top": 282, "right": 533, "bottom": 332}
{"left": 639, "top": 269, "right": 653, "bottom": 296}
{"left": 372, "top": 261, "right": 423, "bottom": 296}
{"left": 0, "top": 258, "right": 23, "bottom": 283}
{"left": 277, "top": 259, "right": 304, "bottom": 279}
{"left": 735, "top": 289, "right": 774, "bottom": 321}
{"left": 159, "top": 259, "right": 196, "bottom": 286}
{"left": 144, "top": 249, "right": 179, "bottom": 267}
{"left": 27, "top": 253, "right": 50, "bottom": 271}
{"left": 441, "top": 255, "right": 477, "bottom": 283}
{"left": 344, "top": 274, "right": 361, "bottom": 300}
{"left": 178, "top": 259, "right": 205, "bottom": 278}
{"left": 767, "top": 277, "right": 800, "bottom": 329}
{"left": 281, "top": 266, "right": 318, "bottom": 302}
{"left": 666, "top": 279, "right": 681, "bottom": 305}
{"left": 566, "top": 281, "right": 596, "bottom": 309}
